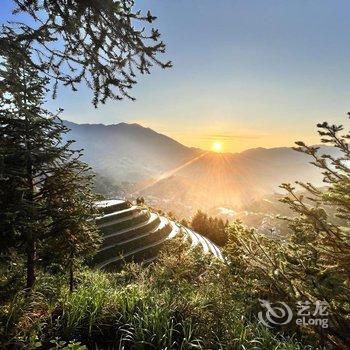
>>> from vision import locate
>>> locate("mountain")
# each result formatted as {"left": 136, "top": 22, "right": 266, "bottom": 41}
{"left": 64, "top": 120, "right": 337, "bottom": 217}
{"left": 63, "top": 120, "right": 201, "bottom": 182}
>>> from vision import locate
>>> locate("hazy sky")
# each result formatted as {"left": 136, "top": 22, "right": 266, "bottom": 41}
{"left": 2, "top": 0, "right": 350, "bottom": 152}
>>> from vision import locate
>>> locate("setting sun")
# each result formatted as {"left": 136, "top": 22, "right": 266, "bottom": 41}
{"left": 212, "top": 142, "right": 222, "bottom": 152}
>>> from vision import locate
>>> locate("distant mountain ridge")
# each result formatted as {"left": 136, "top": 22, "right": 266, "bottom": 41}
{"left": 63, "top": 120, "right": 337, "bottom": 214}
{"left": 63, "top": 120, "right": 202, "bottom": 182}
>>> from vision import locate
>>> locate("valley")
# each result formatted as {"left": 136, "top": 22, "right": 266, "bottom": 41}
{"left": 64, "top": 120, "right": 334, "bottom": 231}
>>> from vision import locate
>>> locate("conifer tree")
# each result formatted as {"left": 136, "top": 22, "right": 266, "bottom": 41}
{"left": 0, "top": 0, "right": 171, "bottom": 106}
{"left": 191, "top": 210, "right": 228, "bottom": 246}
{"left": 226, "top": 117, "right": 350, "bottom": 348}
{"left": 42, "top": 159, "right": 100, "bottom": 292}
{"left": 276, "top": 121, "right": 350, "bottom": 347}
{"left": 0, "top": 47, "right": 55, "bottom": 291}
{"left": 0, "top": 47, "right": 99, "bottom": 292}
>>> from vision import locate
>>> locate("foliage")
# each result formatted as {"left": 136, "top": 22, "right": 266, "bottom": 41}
{"left": 191, "top": 210, "right": 229, "bottom": 246}
{"left": 225, "top": 117, "right": 350, "bottom": 349}
{"left": 0, "top": 49, "right": 99, "bottom": 292}
{"left": 0, "top": 0, "right": 171, "bottom": 106}
{"left": 0, "top": 237, "right": 308, "bottom": 349}
{"left": 42, "top": 159, "right": 100, "bottom": 292}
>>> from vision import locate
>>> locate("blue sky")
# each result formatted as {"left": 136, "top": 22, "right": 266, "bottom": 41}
{"left": 2, "top": 0, "right": 350, "bottom": 151}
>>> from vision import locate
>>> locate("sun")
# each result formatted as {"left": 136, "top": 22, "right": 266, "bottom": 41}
{"left": 212, "top": 142, "right": 222, "bottom": 153}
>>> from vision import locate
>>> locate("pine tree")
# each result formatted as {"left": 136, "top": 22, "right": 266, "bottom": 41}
{"left": 226, "top": 117, "right": 350, "bottom": 348}
{"left": 0, "top": 47, "right": 54, "bottom": 291}
{"left": 0, "top": 0, "right": 172, "bottom": 106}
{"left": 42, "top": 159, "right": 100, "bottom": 292}
{"left": 277, "top": 121, "right": 350, "bottom": 347}
{"left": 191, "top": 210, "right": 228, "bottom": 246}
{"left": 0, "top": 47, "right": 99, "bottom": 292}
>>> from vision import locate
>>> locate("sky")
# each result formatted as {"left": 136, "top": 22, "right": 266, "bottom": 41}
{"left": 2, "top": 0, "right": 350, "bottom": 152}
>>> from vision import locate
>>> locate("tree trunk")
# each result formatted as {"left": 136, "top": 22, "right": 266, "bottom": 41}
{"left": 23, "top": 66, "right": 36, "bottom": 294}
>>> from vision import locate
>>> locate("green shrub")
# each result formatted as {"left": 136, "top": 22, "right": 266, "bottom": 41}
{"left": 0, "top": 238, "right": 308, "bottom": 349}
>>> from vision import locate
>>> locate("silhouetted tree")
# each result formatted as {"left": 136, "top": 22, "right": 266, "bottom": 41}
{"left": 0, "top": 0, "right": 171, "bottom": 106}
{"left": 0, "top": 49, "right": 98, "bottom": 292}
{"left": 191, "top": 210, "right": 228, "bottom": 246}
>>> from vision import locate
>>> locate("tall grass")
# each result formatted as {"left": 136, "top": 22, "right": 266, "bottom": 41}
{"left": 1, "top": 238, "right": 314, "bottom": 349}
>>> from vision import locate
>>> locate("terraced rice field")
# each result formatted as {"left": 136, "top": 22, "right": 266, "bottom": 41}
{"left": 93, "top": 200, "right": 223, "bottom": 270}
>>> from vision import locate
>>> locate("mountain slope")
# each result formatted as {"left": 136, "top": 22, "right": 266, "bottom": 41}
{"left": 63, "top": 120, "right": 201, "bottom": 182}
